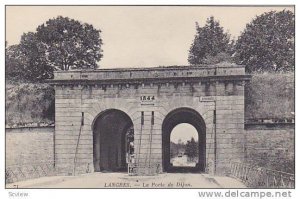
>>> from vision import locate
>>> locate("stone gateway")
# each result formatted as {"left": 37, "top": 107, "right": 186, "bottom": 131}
{"left": 50, "top": 65, "right": 250, "bottom": 176}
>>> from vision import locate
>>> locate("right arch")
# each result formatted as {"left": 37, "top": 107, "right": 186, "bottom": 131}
{"left": 162, "top": 107, "right": 206, "bottom": 173}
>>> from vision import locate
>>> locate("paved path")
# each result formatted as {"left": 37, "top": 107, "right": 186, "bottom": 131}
{"left": 171, "top": 156, "right": 196, "bottom": 167}
{"left": 6, "top": 172, "right": 246, "bottom": 188}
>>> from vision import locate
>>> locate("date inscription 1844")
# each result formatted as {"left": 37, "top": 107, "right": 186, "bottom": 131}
{"left": 140, "top": 96, "right": 155, "bottom": 101}
{"left": 140, "top": 96, "right": 155, "bottom": 105}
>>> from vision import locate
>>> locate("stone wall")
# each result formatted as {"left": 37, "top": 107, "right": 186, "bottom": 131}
{"left": 5, "top": 124, "right": 295, "bottom": 174}
{"left": 54, "top": 82, "right": 246, "bottom": 175}
{"left": 6, "top": 127, "right": 54, "bottom": 166}
{"left": 245, "top": 124, "right": 294, "bottom": 173}
{"left": 52, "top": 66, "right": 250, "bottom": 175}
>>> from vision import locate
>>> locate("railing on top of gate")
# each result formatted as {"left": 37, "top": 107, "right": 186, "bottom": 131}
{"left": 5, "top": 162, "right": 56, "bottom": 184}
{"left": 230, "top": 162, "right": 294, "bottom": 188}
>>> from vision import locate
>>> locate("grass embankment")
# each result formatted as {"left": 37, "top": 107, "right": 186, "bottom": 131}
{"left": 245, "top": 72, "right": 294, "bottom": 120}
{"left": 5, "top": 81, "right": 54, "bottom": 126}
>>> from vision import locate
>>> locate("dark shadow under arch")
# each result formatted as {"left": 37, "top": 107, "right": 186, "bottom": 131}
{"left": 162, "top": 107, "right": 206, "bottom": 173}
{"left": 92, "top": 109, "right": 133, "bottom": 172}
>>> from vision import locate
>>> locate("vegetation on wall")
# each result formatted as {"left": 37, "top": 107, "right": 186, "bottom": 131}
{"left": 245, "top": 72, "right": 294, "bottom": 119}
{"left": 5, "top": 81, "right": 54, "bottom": 126}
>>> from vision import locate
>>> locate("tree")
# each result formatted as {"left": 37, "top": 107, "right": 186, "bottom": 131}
{"left": 201, "top": 52, "right": 234, "bottom": 65}
{"left": 19, "top": 32, "right": 53, "bottom": 81}
{"left": 188, "top": 16, "right": 232, "bottom": 65}
{"left": 185, "top": 137, "right": 198, "bottom": 161}
{"left": 5, "top": 44, "right": 26, "bottom": 81}
{"left": 6, "top": 34, "right": 55, "bottom": 82}
{"left": 36, "top": 16, "right": 103, "bottom": 70}
{"left": 170, "top": 141, "right": 178, "bottom": 159}
{"left": 234, "top": 10, "right": 295, "bottom": 73}
{"left": 10, "top": 16, "right": 103, "bottom": 81}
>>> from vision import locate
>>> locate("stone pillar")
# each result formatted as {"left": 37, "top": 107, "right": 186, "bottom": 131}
{"left": 214, "top": 80, "right": 246, "bottom": 175}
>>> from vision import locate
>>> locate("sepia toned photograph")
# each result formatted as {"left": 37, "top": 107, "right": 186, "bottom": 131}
{"left": 5, "top": 5, "right": 295, "bottom": 190}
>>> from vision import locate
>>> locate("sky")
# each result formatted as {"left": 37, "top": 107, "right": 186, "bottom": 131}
{"left": 6, "top": 6, "right": 294, "bottom": 69}
{"left": 171, "top": 123, "right": 198, "bottom": 144}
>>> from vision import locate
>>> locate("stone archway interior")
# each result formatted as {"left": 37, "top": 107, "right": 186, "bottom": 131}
{"left": 93, "top": 109, "right": 133, "bottom": 172}
{"left": 162, "top": 108, "right": 206, "bottom": 173}
{"left": 170, "top": 123, "right": 199, "bottom": 167}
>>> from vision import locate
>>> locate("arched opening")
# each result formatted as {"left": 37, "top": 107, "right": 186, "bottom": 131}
{"left": 170, "top": 124, "right": 199, "bottom": 167}
{"left": 92, "top": 109, "right": 134, "bottom": 172}
{"left": 162, "top": 108, "right": 206, "bottom": 173}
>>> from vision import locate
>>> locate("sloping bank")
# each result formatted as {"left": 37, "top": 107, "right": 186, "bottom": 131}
{"left": 5, "top": 81, "right": 54, "bottom": 127}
